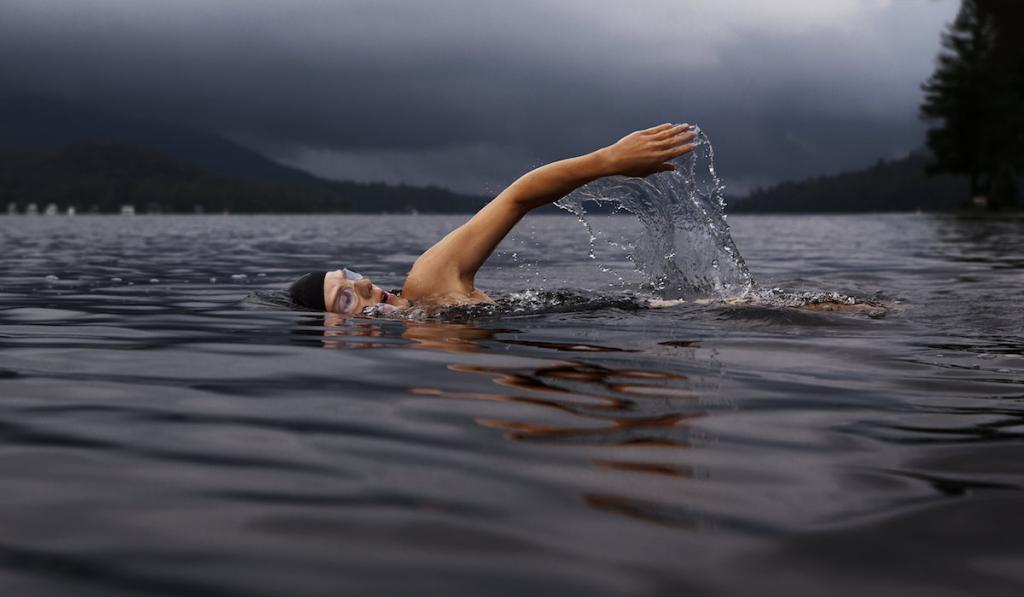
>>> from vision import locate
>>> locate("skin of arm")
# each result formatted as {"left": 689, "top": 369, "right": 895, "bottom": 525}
{"left": 401, "top": 123, "right": 697, "bottom": 304}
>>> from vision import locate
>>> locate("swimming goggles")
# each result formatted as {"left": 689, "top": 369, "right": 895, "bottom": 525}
{"left": 334, "top": 268, "right": 364, "bottom": 313}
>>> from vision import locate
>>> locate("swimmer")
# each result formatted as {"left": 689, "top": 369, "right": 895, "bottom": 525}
{"left": 289, "top": 123, "right": 698, "bottom": 314}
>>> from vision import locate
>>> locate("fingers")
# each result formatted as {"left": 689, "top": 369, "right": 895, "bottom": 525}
{"left": 653, "top": 130, "right": 697, "bottom": 148}
{"left": 650, "top": 123, "right": 691, "bottom": 140}
{"left": 660, "top": 143, "right": 697, "bottom": 159}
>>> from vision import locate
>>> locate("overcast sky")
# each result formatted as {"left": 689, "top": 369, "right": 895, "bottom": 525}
{"left": 1, "top": 0, "right": 960, "bottom": 195}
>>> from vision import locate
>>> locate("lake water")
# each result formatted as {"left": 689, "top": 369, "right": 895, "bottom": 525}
{"left": 1, "top": 213, "right": 1022, "bottom": 596}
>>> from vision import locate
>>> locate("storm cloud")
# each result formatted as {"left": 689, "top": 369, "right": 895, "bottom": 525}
{"left": 0, "top": 0, "right": 959, "bottom": 194}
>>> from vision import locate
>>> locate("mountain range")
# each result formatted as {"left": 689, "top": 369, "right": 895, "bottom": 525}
{"left": 0, "top": 97, "right": 488, "bottom": 213}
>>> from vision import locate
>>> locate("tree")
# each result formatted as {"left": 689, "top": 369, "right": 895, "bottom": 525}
{"left": 920, "top": 0, "right": 1024, "bottom": 208}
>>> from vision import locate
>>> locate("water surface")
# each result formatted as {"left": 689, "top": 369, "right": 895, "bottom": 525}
{"left": 1, "top": 213, "right": 1022, "bottom": 596}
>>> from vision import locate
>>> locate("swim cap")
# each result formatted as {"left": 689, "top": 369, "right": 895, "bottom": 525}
{"left": 288, "top": 271, "right": 327, "bottom": 311}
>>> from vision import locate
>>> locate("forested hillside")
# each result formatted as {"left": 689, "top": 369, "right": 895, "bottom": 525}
{"left": 732, "top": 153, "right": 971, "bottom": 213}
{"left": 0, "top": 144, "right": 487, "bottom": 214}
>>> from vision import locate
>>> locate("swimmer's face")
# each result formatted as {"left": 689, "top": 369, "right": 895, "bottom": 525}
{"left": 323, "top": 269, "right": 407, "bottom": 314}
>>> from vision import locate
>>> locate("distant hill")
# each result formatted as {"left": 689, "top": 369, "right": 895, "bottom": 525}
{"left": 0, "top": 144, "right": 487, "bottom": 214}
{"left": 731, "top": 152, "right": 972, "bottom": 213}
{"left": 0, "top": 97, "right": 318, "bottom": 184}
{"left": 0, "top": 97, "right": 489, "bottom": 213}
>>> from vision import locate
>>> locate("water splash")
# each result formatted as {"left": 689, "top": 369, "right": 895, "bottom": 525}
{"left": 355, "top": 289, "right": 647, "bottom": 322}
{"left": 556, "top": 127, "right": 754, "bottom": 300}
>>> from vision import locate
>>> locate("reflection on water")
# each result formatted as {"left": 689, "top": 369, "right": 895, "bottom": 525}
{"left": 416, "top": 361, "right": 704, "bottom": 444}
{"left": 318, "top": 313, "right": 712, "bottom": 524}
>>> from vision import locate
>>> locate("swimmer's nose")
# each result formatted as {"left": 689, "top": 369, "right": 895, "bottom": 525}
{"left": 354, "top": 278, "right": 373, "bottom": 299}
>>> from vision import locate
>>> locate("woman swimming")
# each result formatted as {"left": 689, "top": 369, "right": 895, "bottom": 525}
{"left": 288, "top": 123, "right": 698, "bottom": 314}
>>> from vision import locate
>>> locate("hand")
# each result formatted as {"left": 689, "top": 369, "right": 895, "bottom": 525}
{"left": 595, "top": 123, "right": 697, "bottom": 178}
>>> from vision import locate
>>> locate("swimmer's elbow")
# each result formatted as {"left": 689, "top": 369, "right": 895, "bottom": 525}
{"left": 488, "top": 186, "right": 536, "bottom": 215}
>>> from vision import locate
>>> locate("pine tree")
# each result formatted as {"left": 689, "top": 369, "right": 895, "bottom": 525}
{"left": 921, "top": 0, "right": 1023, "bottom": 208}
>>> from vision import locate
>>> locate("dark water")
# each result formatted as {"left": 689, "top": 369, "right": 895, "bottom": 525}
{"left": 1, "top": 213, "right": 1022, "bottom": 596}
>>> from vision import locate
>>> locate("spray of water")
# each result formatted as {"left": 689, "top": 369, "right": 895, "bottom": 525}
{"left": 556, "top": 127, "right": 754, "bottom": 300}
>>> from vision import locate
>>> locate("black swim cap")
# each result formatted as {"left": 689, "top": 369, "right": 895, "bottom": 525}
{"left": 288, "top": 271, "right": 327, "bottom": 311}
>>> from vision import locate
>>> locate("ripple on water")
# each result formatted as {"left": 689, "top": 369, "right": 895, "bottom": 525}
{"left": 0, "top": 214, "right": 1022, "bottom": 596}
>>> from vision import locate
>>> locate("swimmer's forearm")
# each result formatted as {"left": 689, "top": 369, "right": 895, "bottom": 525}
{"left": 497, "top": 151, "right": 613, "bottom": 213}
{"left": 498, "top": 122, "right": 695, "bottom": 212}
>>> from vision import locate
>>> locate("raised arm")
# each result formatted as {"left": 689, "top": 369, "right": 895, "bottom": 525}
{"left": 401, "top": 123, "right": 697, "bottom": 302}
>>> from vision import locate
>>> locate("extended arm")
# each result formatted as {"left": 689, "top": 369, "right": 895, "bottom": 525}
{"left": 401, "top": 123, "right": 697, "bottom": 301}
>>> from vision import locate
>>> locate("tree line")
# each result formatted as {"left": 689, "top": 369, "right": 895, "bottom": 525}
{"left": 0, "top": 144, "right": 488, "bottom": 214}
{"left": 732, "top": 152, "right": 967, "bottom": 213}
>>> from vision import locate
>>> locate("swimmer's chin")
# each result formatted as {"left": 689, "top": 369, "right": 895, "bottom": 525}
{"left": 384, "top": 292, "right": 410, "bottom": 308}
{"left": 365, "top": 288, "right": 410, "bottom": 312}
{"left": 373, "top": 286, "right": 409, "bottom": 308}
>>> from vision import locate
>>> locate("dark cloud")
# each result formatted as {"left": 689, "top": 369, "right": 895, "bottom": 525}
{"left": 0, "top": 0, "right": 959, "bottom": 194}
